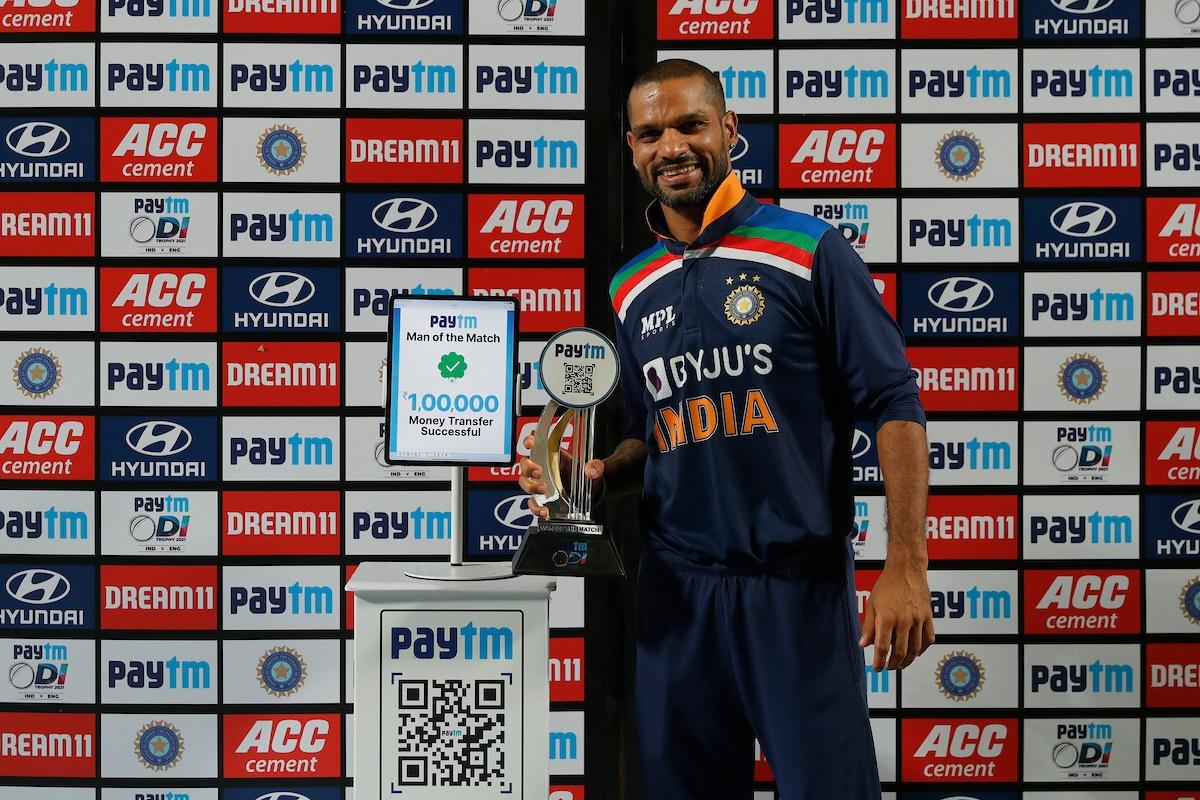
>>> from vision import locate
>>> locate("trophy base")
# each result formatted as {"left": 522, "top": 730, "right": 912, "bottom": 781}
{"left": 512, "top": 520, "right": 625, "bottom": 578}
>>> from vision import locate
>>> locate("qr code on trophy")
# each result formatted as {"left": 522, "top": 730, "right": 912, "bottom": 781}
{"left": 563, "top": 362, "right": 594, "bottom": 395}
{"left": 395, "top": 678, "right": 508, "bottom": 787}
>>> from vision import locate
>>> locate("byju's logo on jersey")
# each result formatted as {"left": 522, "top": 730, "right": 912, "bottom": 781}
{"left": 0, "top": 564, "right": 93, "bottom": 630}
{"left": 1, "top": 117, "right": 92, "bottom": 182}
{"left": 100, "top": 416, "right": 216, "bottom": 482}
{"left": 346, "top": 0, "right": 462, "bottom": 34}
{"left": 0, "top": 43, "right": 94, "bottom": 107}
{"left": 1024, "top": 0, "right": 1139, "bottom": 38}
{"left": 1023, "top": 197, "right": 1140, "bottom": 262}
{"left": 222, "top": 266, "right": 338, "bottom": 333}
{"left": 101, "top": 42, "right": 216, "bottom": 107}
{"left": 224, "top": 43, "right": 339, "bottom": 108}
{"left": 470, "top": 118, "right": 584, "bottom": 183}
{"left": 346, "top": 193, "right": 462, "bottom": 259}
{"left": 901, "top": 272, "right": 1018, "bottom": 338}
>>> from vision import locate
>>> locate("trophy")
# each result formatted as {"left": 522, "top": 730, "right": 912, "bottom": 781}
{"left": 512, "top": 328, "right": 626, "bottom": 578}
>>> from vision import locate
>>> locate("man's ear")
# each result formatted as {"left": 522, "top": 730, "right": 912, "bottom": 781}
{"left": 626, "top": 129, "right": 635, "bottom": 153}
{"left": 723, "top": 110, "right": 739, "bottom": 151}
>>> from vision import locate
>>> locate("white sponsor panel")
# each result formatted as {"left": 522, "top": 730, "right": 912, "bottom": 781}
{"left": 100, "top": 491, "right": 218, "bottom": 557}
{"left": 926, "top": 569, "right": 1018, "bottom": 635}
{"left": 1024, "top": 272, "right": 1142, "bottom": 338}
{"left": 346, "top": 340, "right": 387, "bottom": 408}
{"left": 1023, "top": 420, "right": 1141, "bottom": 486}
{"left": 99, "top": 713, "right": 218, "bottom": 778}
{"left": 926, "top": 420, "right": 1018, "bottom": 486}
{"left": 222, "top": 565, "right": 341, "bottom": 631}
{"left": 344, "top": 490, "right": 455, "bottom": 556}
{"left": 779, "top": 197, "right": 896, "bottom": 264}
{"left": 1147, "top": 48, "right": 1200, "bottom": 113}
{"left": 346, "top": 44, "right": 463, "bottom": 110}
{"left": 344, "top": 416, "right": 452, "bottom": 482}
{"left": 778, "top": 0, "right": 894, "bottom": 38}
{"left": 901, "top": 197, "right": 1019, "bottom": 263}
{"left": 100, "top": 341, "right": 217, "bottom": 407}
{"left": 851, "top": 494, "right": 888, "bottom": 561}
{"left": 550, "top": 574, "right": 583, "bottom": 629}
{"left": 1149, "top": 121, "right": 1200, "bottom": 187}
{"left": 656, "top": 49, "right": 774, "bottom": 115}
{"left": 901, "top": 643, "right": 1018, "bottom": 709}
{"left": 100, "top": 191, "right": 218, "bottom": 258}
{"left": 901, "top": 123, "right": 1018, "bottom": 189}
{"left": 223, "top": 43, "right": 341, "bottom": 109}
{"left": 100, "top": 640, "right": 217, "bottom": 704}
{"left": 1146, "top": 717, "right": 1200, "bottom": 780}
{"left": 1147, "top": 568, "right": 1200, "bottom": 634}
{"left": 1149, "top": 0, "right": 1200, "bottom": 37}
{"left": 0, "top": 490, "right": 93, "bottom": 556}
{"left": 100, "top": 42, "right": 217, "bottom": 108}
{"left": 223, "top": 416, "right": 341, "bottom": 482}
{"left": 468, "top": 118, "right": 585, "bottom": 184}
{"left": 871, "top": 717, "right": 896, "bottom": 782}
{"left": 222, "top": 117, "right": 341, "bottom": 183}
{"left": 344, "top": 267, "right": 463, "bottom": 334}
{"left": 14, "top": 789, "right": 96, "bottom": 800}
{"left": 901, "top": 48, "right": 1017, "bottom": 114}
{"left": 1023, "top": 346, "right": 1141, "bottom": 412}
{"left": 469, "top": 0, "right": 585, "bottom": 35}
{"left": 1023, "top": 790, "right": 1136, "bottom": 799}
{"left": 1023, "top": 495, "right": 1139, "bottom": 560}
{"left": 0, "top": 43, "right": 95, "bottom": 108}
{"left": 102, "top": 0, "right": 216, "bottom": 32}
{"left": 102, "top": 790, "right": 218, "bottom": 800}
{"left": 222, "top": 192, "right": 340, "bottom": 258}
{"left": 0, "top": 637, "right": 95, "bottom": 704}
{"left": 0, "top": 266, "right": 94, "bottom": 332}
{"left": 1023, "top": 717, "right": 1140, "bottom": 782}
{"left": 222, "top": 638, "right": 340, "bottom": 704}
{"left": 1023, "top": 643, "right": 1141, "bottom": 709}
{"left": 0, "top": 339, "right": 93, "bottom": 407}
{"left": 1148, "top": 345, "right": 1200, "bottom": 410}
{"left": 518, "top": 339, "right": 549, "bottom": 407}
{"left": 1023, "top": 48, "right": 1140, "bottom": 114}
{"left": 777, "top": 49, "right": 895, "bottom": 114}
{"left": 548, "top": 710, "right": 584, "bottom": 776}
{"left": 468, "top": 45, "right": 585, "bottom": 111}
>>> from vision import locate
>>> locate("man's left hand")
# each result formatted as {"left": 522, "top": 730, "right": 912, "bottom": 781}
{"left": 858, "top": 563, "right": 935, "bottom": 671}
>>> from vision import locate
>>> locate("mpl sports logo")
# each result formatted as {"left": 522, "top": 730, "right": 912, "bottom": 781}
{"left": 1024, "top": 494, "right": 1138, "bottom": 560}
{"left": 101, "top": 341, "right": 216, "bottom": 407}
{"left": 1024, "top": 717, "right": 1139, "bottom": 781}
{"left": 100, "top": 267, "right": 216, "bottom": 333}
{"left": 0, "top": 266, "right": 92, "bottom": 332}
{"left": 782, "top": 197, "right": 895, "bottom": 263}
{"left": 470, "top": 45, "right": 584, "bottom": 111}
{"left": 470, "top": 267, "right": 583, "bottom": 333}
{"left": 223, "top": 43, "right": 339, "bottom": 108}
{"left": 0, "top": 712, "right": 94, "bottom": 778}
{"left": 1148, "top": 345, "right": 1200, "bottom": 410}
{"left": 100, "top": 416, "right": 217, "bottom": 482}
{"left": 0, "top": 563, "right": 93, "bottom": 630}
{"left": 224, "top": 491, "right": 340, "bottom": 557}
{"left": 223, "top": 416, "right": 340, "bottom": 482}
{"left": 1149, "top": 198, "right": 1200, "bottom": 262}
{"left": 1147, "top": 643, "right": 1200, "bottom": 707}
{"left": 1148, "top": 421, "right": 1200, "bottom": 486}
{"left": 0, "top": 489, "right": 92, "bottom": 556}
{"left": 346, "top": 192, "right": 462, "bottom": 259}
{"left": 223, "top": 117, "right": 339, "bottom": 184}
{"left": 0, "top": 191, "right": 93, "bottom": 257}
{"left": 1024, "top": 0, "right": 1139, "bottom": 37}
{"left": 1024, "top": 643, "right": 1140, "bottom": 709}
{"left": 926, "top": 570, "right": 1017, "bottom": 634}
{"left": 468, "top": 194, "right": 583, "bottom": 259}
{"left": 1023, "top": 345, "right": 1140, "bottom": 412}
{"left": 778, "top": 49, "right": 894, "bottom": 114}
{"left": 0, "top": 43, "right": 93, "bottom": 107}
{"left": 1148, "top": 47, "right": 1200, "bottom": 113}
{"left": 924, "top": 494, "right": 1018, "bottom": 560}
{"left": 347, "top": 43, "right": 462, "bottom": 110}
{"left": 1023, "top": 197, "right": 1140, "bottom": 262}
{"left": 1024, "top": 48, "right": 1140, "bottom": 114}
{"left": 0, "top": 415, "right": 94, "bottom": 481}
{"left": 902, "top": 718, "right": 1018, "bottom": 782}
{"left": 902, "top": 198, "right": 1017, "bottom": 262}
{"left": 901, "top": 48, "right": 1016, "bottom": 114}
{"left": 345, "top": 266, "right": 461, "bottom": 334}
{"left": 346, "top": 118, "right": 462, "bottom": 183}
{"left": 1149, "top": 121, "right": 1200, "bottom": 188}
{"left": 470, "top": 118, "right": 585, "bottom": 184}
{"left": 100, "top": 192, "right": 216, "bottom": 258}
{"left": 467, "top": 488, "right": 536, "bottom": 557}
{"left": 0, "top": 637, "right": 94, "bottom": 703}
{"left": 101, "top": 42, "right": 216, "bottom": 107}
{"left": 900, "top": 272, "right": 1019, "bottom": 337}
{"left": 104, "top": 0, "right": 216, "bottom": 33}
{"left": 100, "top": 565, "right": 217, "bottom": 630}
{"left": 1, "top": 0, "right": 95, "bottom": 32}
{"left": 1024, "top": 420, "right": 1140, "bottom": 485}
{"left": 1025, "top": 569, "right": 1140, "bottom": 634}
{"left": 728, "top": 123, "right": 775, "bottom": 189}
{"left": 222, "top": 266, "right": 339, "bottom": 333}
{"left": 224, "top": 192, "right": 339, "bottom": 258}
{"left": 100, "top": 491, "right": 217, "bottom": 557}
{"left": 1024, "top": 122, "right": 1140, "bottom": 188}
{"left": 0, "top": 117, "right": 93, "bottom": 182}
{"left": 347, "top": 0, "right": 462, "bottom": 34}
{"left": 223, "top": 566, "right": 339, "bottom": 631}
{"left": 1147, "top": 495, "right": 1200, "bottom": 560}
{"left": 222, "top": 341, "right": 340, "bottom": 407}
{"left": 225, "top": 0, "right": 339, "bottom": 33}
{"left": 100, "top": 117, "right": 216, "bottom": 182}
{"left": 779, "top": 124, "right": 896, "bottom": 189}
{"left": 223, "top": 714, "right": 341, "bottom": 778}
{"left": 779, "top": 0, "right": 894, "bottom": 39}
{"left": 908, "top": 346, "right": 1018, "bottom": 411}
{"left": 346, "top": 490, "right": 453, "bottom": 556}
{"left": 1024, "top": 271, "right": 1141, "bottom": 337}
{"left": 101, "top": 639, "right": 215, "bottom": 704}
{"left": 658, "top": 0, "right": 772, "bottom": 39}
{"left": 902, "top": 0, "right": 1016, "bottom": 38}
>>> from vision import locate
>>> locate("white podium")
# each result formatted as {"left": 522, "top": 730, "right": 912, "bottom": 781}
{"left": 349, "top": 562, "right": 556, "bottom": 799}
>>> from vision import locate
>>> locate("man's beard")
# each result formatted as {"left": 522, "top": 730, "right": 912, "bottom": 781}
{"left": 641, "top": 150, "right": 730, "bottom": 210}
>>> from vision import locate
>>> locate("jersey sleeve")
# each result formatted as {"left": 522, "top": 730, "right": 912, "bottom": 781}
{"left": 610, "top": 309, "right": 648, "bottom": 444}
{"left": 811, "top": 228, "right": 926, "bottom": 430}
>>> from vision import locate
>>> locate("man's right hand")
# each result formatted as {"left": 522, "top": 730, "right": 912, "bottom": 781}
{"left": 517, "top": 435, "right": 605, "bottom": 519}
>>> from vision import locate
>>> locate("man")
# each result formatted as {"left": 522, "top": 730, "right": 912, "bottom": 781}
{"left": 519, "top": 59, "right": 934, "bottom": 799}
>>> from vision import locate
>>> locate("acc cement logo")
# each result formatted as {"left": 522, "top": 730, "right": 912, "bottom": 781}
{"left": 135, "top": 719, "right": 184, "bottom": 771}
{"left": 6, "top": 568, "right": 70, "bottom": 604}
{"left": 494, "top": 495, "right": 535, "bottom": 530}
{"left": 936, "top": 131, "right": 984, "bottom": 181}
{"left": 249, "top": 272, "right": 316, "bottom": 307}
{"left": 1059, "top": 353, "right": 1107, "bottom": 404}
{"left": 373, "top": 197, "right": 437, "bottom": 233}
{"left": 929, "top": 277, "right": 994, "bottom": 312}
{"left": 258, "top": 645, "right": 306, "bottom": 697}
{"left": 126, "top": 420, "right": 192, "bottom": 456}
{"left": 936, "top": 650, "right": 985, "bottom": 701}
{"left": 1051, "top": 201, "right": 1115, "bottom": 237}
{"left": 257, "top": 124, "right": 306, "bottom": 177}
{"left": 6, "top": 122, "right": 70, "bottom": 158}
{"left": 12, "top": 347, "right": 62, "bottom": 399}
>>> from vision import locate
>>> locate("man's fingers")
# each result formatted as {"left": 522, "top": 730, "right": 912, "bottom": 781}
{"left": 888, "top": 618, "right": 912, "bottom": 670}
{"left": 904, "top": 623, "right": 923, "bottom": 670}
{"left": 859, "top": 604, "right": 876, "bottom": 648}
{"left": 527, "top": 495, "right": 549, "bottom": 518}
{"left": 921, "top": 616, "right": 936, "bottom": 655}
{"left": 872, "top": 617, "right": 892, "bottom": 672}
{"left": 523, "top": 435, "right": 535, "bottom": 450}
{"left": 584, "top": 459, "right": 605, "bottom": 480}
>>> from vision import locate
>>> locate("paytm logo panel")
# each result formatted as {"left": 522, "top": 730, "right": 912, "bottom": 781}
{"left": 347, "top": 43, "right": 462, "bottom": 110}
{"left": 101, "top": 41, "right": 216, "bottom": 107}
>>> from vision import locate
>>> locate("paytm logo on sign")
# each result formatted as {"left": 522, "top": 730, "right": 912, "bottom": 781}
{"left": 470, "top": 118, "right": 584, "bottom": 184}
{"left": 104, "top": 0, "right": 216, "bottom": 33}
{"left": 779, "top": 0, "right": 894, "bottom": 39}
{"left": 1025, "top": 49, "right": 1140, "bottom": 113}
{"left": 101, "top": 42, "right": 216, "bottom": 107}
{"left": 903, "top": 197, "right": 1018, "bottom": 263}
{"left": 224, "top": 193, "right": 339, "bottom": 258}
{"left": 223, "top": 566, "right": 339, "bottom": 630}
{"left": 347, "top": 43, "right": 461, "bottom": 109}
{"left": 390, "top": 621, "right": 513, "bottom": 660}
{"left": 0, "top": 43, "right": 93, "bottom": 108}
{"left": 927, "top": 421, "right": 1018, "bottom": 486}
{"left": 1024, "top": 272, "right": 1141, "bottom": 337}
{"left": 780, "top": 49, "right": 894, "bottom": 114}
{"left": 223, "top": 43, "right": 339, "bottom": 109}
{"left": 223, "top": 416, "right": 339, "bottom": 481}
{"left": 903, "top": 49, "right": 1017, "bottom": 114}
{"left": 470, "top": 45, "right": 584, "bottom": 111}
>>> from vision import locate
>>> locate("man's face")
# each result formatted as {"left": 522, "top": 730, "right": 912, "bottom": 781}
{"left": 626, "top": 76, "right": 737, "bottom": 210}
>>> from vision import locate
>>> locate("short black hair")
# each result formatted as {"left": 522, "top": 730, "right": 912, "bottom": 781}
{"left": 628, "top": 59, "right": 727, "bottom": 120}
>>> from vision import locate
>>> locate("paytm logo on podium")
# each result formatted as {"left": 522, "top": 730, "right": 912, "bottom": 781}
{"left": 391, "top": 621, "right": 514, "bottom": 660}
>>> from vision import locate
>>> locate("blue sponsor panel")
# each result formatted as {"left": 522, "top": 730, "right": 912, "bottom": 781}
{"left": 225, "top": 790, "right": 344, "bottom": 800}
{"left": 346, "top": 0, "right": 463, "bottom": 35}
{"left": 1147, "top": 494, "right": 1200, "bottom": 559}
{"left": 0, "top": 564, "right": 95, "bottom": 630}
{"left": 900, "top": 272, "right": 1019, "bottom": 338}
{"left": 345, "top": 192, "right": 463, "bottom": 259}
{"left": 1023, "top": 0, "right": 1140, "bottom": 38}
{"left": 851, "top": 423, "right": 881, "bottom": 487}
{"left": 1023, "top": 196, "right": 1141, "bottom": 262}
{"left": 0, "top": 117, "right": 94, "bottom": 182}
{"left": 222, "top": 266, "right": 340, "bottom": 333}
{"left": 466, "top": 488, "right": 535, "bottom": 559}
{"left": 100, "top": 416, "right": 217, "bottom": 482}
{"left": 730, "top": 122, "right": 774, "bottom": 190}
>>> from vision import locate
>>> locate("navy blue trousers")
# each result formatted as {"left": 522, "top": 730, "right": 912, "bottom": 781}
{"left": 634, "top": 537, "right": 881, "bottom": 800}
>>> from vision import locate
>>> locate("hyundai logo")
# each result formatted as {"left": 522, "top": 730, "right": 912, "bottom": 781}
{"left": 5, "top": 121, "right": 70, "bottom": 158}
{"left": 851, "top": 429, "right": 871, "bottom": 459}
{"left": 1050, "top": 202, "right": 1116, "bottom": 238}
{"left": 928, "top": 277, "right": 994, "bottom": 313}
{"left": 126, "top": 421, "right": 192, "bottom": 457}
{"left": 1172, "top": 498, "right": 1200, "bottom": 534}
{"left": 256, "top": 793, "right": 314, "bottom": 800}
{"left": 1052, "top": 0, "right": 1113, "bottom": 13}
{"left": 494, "top": 495, "right": 535, "bottom": 530}
{"left": 372, "top": 197, "right": 438, "bottom": 234}
{"left": 730, "top": 133, "right": 749, "bottom": 163}
{"left": 5, "top": 569, "right": 70, "bottom": 605}
{"left": 375, "top": 0, "right": 435, "bottom": 7}
{"left": 250, "top": 271, "right": 316, "bottom": 307}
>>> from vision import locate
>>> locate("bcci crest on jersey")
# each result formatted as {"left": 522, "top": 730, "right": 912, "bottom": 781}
{"left": 724, "top": 275, "right": 765, "bottom": 326}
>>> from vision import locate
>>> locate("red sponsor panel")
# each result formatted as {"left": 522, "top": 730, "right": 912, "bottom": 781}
{"left": 345, "top": 563, "right": 358, "bottom": 630}
{"left": 907, "top": 347, "right": 1019, "bottom": 412}
{"left": 223, "top": 713, "right": 342, "bottom": 778}
{"left": 901, "top": 718, "right": 1018, "bottom": 782}
{"left": 1148, "top": 272, "right": 1200, "bottom": 337}
{"left": 468, "top": 194, "right": 585, "bottom": 260}
{"left": 871, "top": 272, "right": 896, "bottom": 318}
{"left": 1023, "top": 569, "right": 1141, "bottom": 635}
{"left": 223, "top": 0, "right": 339, "bottom": 33}
{"left": 100, "top": 118, "right": 217, "bottom": 183}
{"left": 1023, "top": 123, "right": 1141, "bottom": 188}
{"left": 99, "top": 267, "right": 218, "bottom": 333}
{"left": 550, "top": 787, "right": 585, "bottom": 800}
{"left": 924, "top": 495, "right": 1018, "bottom": 560}
{"left": 1149, "top": 198, "right": 1200, "bottom": 262}
{"left": 469, "top": 415, "right": 573, "bottom": 482}
{"left": 1147, "top": 421, "right": 1200, "bottom": 486}
{"left": 0, "top": 712, "right": 95, "bottom": 777}
{"left": 1146, "top": 793, "right": 1200, "bottom": 800}
{"left": 854, "top": 568, "right": 881, "bottom": 624}
{"left": 0, "top": 0, "right": 95, "bottom": 32}
{"left": 656, "top": 0, "right": 773, "bottom": 39}
{"left": 1147, "top": 643, "right": 1200, "bottom": 709}
{"left": 902, "top": 0, "right": 1016, "bottom": 38}
{"left": 754, "top": 738, "right": 774, "bottom": 781}
{"left": 779, "top": 124, "right": 896, "bottom": 189}
{"left": 549, "top": 636, "right": 584, "bottom": 703}
{"left": 346, "top": 118, "right": 463, "bottom": 184}
{"left": 0, "top": 192, "right": 93, "bottom": 257}
{"left": 469, "top": 268, "right": 584, "bottom": 333}
{"left": 222, "top": 341, "right": 341, "bottom": 407}
{"left": 223, "top": 491, "right": 341, "bottom": 556}
{"left": 100, "top": 564, "right": 218, "bottom": 630}
{"left": 0, "top": 415, "right": 94, "bottom": 481}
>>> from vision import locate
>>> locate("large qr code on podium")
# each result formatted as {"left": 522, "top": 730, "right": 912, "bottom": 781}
{"left": 395, "top": 678, "right": 508, "bottom": 786}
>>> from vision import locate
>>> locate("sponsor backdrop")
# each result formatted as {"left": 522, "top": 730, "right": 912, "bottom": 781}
{"left": 0, "top": 0, "right": 1198, "bottom": 799}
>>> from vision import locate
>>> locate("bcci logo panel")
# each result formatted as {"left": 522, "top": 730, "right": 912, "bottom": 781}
{"left": 935, "top": 650, "right": 985, "bottom": 702}
{"left": 135, "top": 719, "right": 185, "bottom": 771}
{"left": 258, "top": 645, "right": 307, "bottom": 697}
{"left": 12, "top": 347, "right": 61, "bottom": 399}
{"left": 935, "top": 130, "right": 984, "bottom": 181}
{"left": 258, "top": 124, "right": 306, "bottom": 177}
{"left": 1058, "top": 352, "right": 1107, "bottom": 404}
